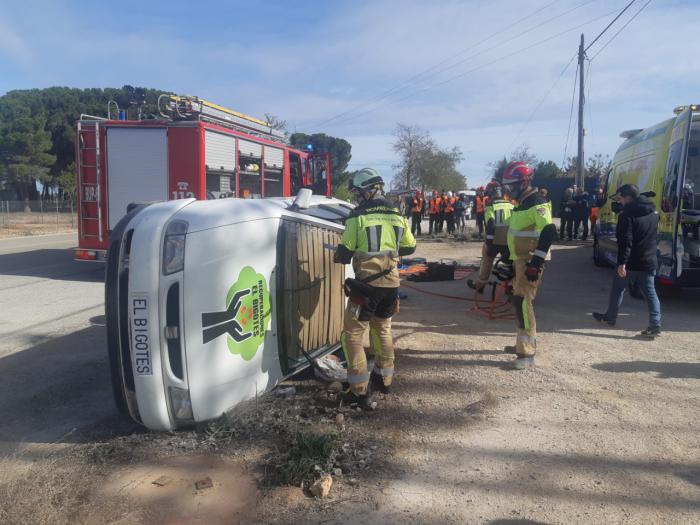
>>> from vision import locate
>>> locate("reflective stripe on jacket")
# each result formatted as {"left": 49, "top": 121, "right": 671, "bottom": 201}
{"left": 485, "top": 199, "right": 514, "bottom": 245}
{"left": 429, "top": 197, "right": 442, "bottom": 215}
{"left": 340, "top": 198, "right": 417, "bottom": 287}
{"left": 507, "top": 191, "right": 553, "bottom": 261}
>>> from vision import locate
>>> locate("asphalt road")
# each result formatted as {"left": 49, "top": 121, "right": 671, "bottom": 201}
{"left": 0, "top": 233, "right": 115, "bottom": 449}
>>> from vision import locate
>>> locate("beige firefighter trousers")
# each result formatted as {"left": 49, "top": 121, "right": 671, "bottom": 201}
{"left": 341, "top": 303, "right": 394, "bottom": 396}
{"left": 512, "top": 258, "right": 543, "bottom": 356}
{"left": 477, "top": 242, "right": 510, "bottom": 285}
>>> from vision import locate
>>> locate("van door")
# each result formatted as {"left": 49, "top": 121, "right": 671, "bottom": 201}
{"left": 659, "top": 108, "right": 692, "bottom": 280}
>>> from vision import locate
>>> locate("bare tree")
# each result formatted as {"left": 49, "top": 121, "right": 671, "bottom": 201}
{"left": 264, "top": 113, "right": 288, "bottom": 132}
{"left": 391, "top": 124, "right": 433, "bottom": 190}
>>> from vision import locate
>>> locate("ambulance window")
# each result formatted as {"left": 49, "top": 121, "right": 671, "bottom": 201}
{"left": 683, "top": 123, "right": 700, "bottom": 210}
{"left": 663, "top": 141, "right": 684, "bottom": 212}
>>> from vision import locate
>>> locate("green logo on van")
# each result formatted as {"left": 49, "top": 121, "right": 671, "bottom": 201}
{"left": 201, "top": 266, "right": 271, "bottom": 361}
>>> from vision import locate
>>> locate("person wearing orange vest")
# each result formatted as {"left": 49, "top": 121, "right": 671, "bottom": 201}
{"left": 444, "top": 191, "right": 457, "bottom": 235}
{"left": 428, "top": 191, "right": 442, "bottom": 235}
{"left": 410, "top": 190, "right": 425, "bottom": 236}
{"left": 474, "top": 187, "right": 486, "bottom": 238}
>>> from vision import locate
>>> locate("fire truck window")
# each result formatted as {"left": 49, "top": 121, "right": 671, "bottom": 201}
{"left": 206, "top": 171, "right": 236, "bottom": 199}
{"left": 312, "top": 159, "right": 327, "bottom": 195}
{"left": 239, "top": 154, "right": 262, "bottom": 198}
{"left": 289, "top": 153, "right": 302, "bottom": 196}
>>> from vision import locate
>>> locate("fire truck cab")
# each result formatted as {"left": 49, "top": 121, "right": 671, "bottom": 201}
{"left": 75, "top": 95, "right": 331, "bottom": 261}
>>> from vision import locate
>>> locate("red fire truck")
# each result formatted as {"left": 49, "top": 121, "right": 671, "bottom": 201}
{"left": 75, "top": 95, "right": 331, "bottom": 261}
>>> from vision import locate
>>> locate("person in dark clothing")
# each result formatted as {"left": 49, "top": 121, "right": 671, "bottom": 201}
{"left": 593, "top": 184, "right": 661, "bottom": 338}
{"left": 559, "top": 188, "right": 574, "bottom": 240}
{"left": 573, "top": 187, "right": 590, "bottom": 240}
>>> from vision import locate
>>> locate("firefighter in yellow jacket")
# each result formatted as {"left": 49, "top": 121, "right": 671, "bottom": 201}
{"left": 468, "top": 180, "right": 514, "bottom": 291}
{"left": 334, "top": 168, "right": 416, "bottom": 409}
{"left": 501, "top": 162, "right": 557, "bottom": 370}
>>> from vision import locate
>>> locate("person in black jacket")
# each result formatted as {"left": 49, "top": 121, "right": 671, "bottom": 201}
{"left": 559, "top": 187, "right": 575, "bottom": 241}
{"left": 593, "top": 184, "right": 662, "bottom": 337}
{"left": 573, "top": 187, "right": 590, "bottom": 240}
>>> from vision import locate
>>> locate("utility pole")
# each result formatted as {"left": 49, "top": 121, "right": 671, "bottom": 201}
{"left": 576, "top": 33, "right": 585, "bottom": 189}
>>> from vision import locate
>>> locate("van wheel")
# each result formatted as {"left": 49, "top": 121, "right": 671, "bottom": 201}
{"left": 593, "top": 237, "right": 607, "bottom": 267}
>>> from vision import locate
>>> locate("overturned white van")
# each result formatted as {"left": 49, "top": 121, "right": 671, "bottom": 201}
{"left": 106, "top": 192, "right": 353, "bottom": 430}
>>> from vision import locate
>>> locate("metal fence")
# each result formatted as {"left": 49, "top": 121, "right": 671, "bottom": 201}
{"left": 0, "top": 200, "right": 77, "bottom": 233}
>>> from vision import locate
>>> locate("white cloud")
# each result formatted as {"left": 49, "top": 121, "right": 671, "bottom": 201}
{"left": 2, "top": 0, "right": 699, "bottom": 187}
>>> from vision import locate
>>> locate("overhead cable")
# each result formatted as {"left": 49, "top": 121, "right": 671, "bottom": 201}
{"left": 323, "top": 4, "right": 630, "bottom": 130}
{"left": 310, "top": 0, "right": 597, "bottom": 129}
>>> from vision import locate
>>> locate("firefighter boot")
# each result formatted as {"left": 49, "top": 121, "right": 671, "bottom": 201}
{"left": 342, "top": 382, "right": 377, "bottom": 411}
{"left": 369, "top": 316, "right": 394, "bottom": 394}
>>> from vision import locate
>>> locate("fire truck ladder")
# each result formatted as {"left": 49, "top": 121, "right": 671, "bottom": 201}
{"left": 158, "top": 94, "right": 287, "bottom": 144}
{"left": 77, "top": 116, "right": 105, "bottom": 243}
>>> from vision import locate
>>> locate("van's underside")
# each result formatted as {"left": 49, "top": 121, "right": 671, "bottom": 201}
{"left": 277, "top": 220, "right": 346, "bottom": 373}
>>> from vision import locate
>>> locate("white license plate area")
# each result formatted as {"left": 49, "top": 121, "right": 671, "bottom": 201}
{"left": 130, "top": 296, "right": 153, "bottom": 375}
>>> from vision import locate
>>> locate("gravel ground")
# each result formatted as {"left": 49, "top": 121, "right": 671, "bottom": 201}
{"left": 285, "top": 231, "right": 700, "bottom": 525}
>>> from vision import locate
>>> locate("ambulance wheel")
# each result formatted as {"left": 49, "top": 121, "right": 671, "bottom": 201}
{"left": 593, "top": 237, "right": 607, "bottom": 267}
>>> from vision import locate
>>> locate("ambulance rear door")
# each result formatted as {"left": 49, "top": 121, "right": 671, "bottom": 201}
{"left": 659, "top": 108, "right": 692, "bottom": 280}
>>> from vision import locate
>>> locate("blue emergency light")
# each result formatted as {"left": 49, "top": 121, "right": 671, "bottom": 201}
{"left": 306, "top": 144, "right": 313, "bottom": 152}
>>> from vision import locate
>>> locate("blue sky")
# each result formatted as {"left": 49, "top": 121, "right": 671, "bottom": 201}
{"left": 1, "top": 0, "right": 699, "bottom": 186}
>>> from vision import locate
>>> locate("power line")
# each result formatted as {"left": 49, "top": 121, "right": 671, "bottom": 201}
{"left": 562, "top": 60, "right": 579, "bottom": 166}
{"left": 589, "top": 0, "right": 652, "bottom": 61}
{"left": 584, "top": 0, "right": 636, "bottom": 51}
{"left": 324, "top": 4, "right": 629, "bottom": 130}
{"left": 507, "top": 52, "right": 578, "bottom": 153}
{"left": 310, "top": 0, "right": 597, "bottom": 129}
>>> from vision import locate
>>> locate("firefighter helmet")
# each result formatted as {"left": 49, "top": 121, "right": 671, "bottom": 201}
{"left": 349, "top": 168, "right": 384, "bottom": 192}
{"left": 485, "top": 180, "right": 502, "bottom": 198}
{"left": 502, "top": 161, "right": 534, "bottom": 184}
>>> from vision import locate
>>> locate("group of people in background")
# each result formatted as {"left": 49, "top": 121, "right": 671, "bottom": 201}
{"left": 406, "top": 187, "right": 489, "bottom": 237}
{"left": 558, "top": 185, "right": 605, "bottom": 242}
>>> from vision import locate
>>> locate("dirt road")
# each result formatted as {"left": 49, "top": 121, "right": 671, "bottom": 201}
{"left": 0, "top": 233, "right": 698, "bottom": 524}
{"left": 314, "top": 237, "right": 699, "bottom": 525}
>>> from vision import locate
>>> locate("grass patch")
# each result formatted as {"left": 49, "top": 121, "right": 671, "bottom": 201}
{"left": 266, "top": 430, "right": 340, "bottom": 486}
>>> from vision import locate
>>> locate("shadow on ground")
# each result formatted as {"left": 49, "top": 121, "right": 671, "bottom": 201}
{"left": 0, "top": 323, "right": 136, "bottom": 451}
{"left": 592, "top": 361, "right": 700, "bottom": 379}
{"left": 0, "top": 248, "right": 104, "bottom": 283}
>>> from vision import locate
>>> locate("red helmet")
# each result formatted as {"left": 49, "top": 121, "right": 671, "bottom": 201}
{"left": 485, "top": 180, "right": 500, "bottom": 191}
{"left": 502, "top": 161, "right": 534, "bottom": 184}
{"left": 477, "top": 186, "right": 485, "bottom": 192}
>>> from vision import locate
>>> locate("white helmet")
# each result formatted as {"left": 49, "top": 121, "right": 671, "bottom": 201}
{"left": 446, "top": 191, "right": 453, "bottom": 198}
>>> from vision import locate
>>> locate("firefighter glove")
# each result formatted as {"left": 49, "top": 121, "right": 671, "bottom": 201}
{"left": 525, "top": 255, "right": 544, "bottom": 282}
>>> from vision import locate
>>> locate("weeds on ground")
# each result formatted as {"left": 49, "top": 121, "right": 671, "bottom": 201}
{"left": 265, "top": 430, "right": 340, "bottom": 486}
